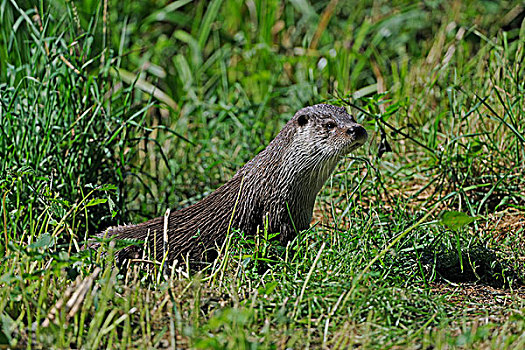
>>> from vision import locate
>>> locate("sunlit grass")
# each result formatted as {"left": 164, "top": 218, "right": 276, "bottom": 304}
{"left": 0, "top": 0, "right": 524, "bottom": 348}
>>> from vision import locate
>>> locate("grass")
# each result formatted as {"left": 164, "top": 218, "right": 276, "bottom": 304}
{"left": 1, "top": 0, "right": 524, "bottom": 348}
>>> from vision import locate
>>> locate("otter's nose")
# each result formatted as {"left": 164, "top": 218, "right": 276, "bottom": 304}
{"left": 346, "top": 125, "right": 367, "bottom": 139}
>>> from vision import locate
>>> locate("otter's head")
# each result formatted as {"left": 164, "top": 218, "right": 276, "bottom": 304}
{"left": 291, "top": 104, "right": 368, "bottom": 160}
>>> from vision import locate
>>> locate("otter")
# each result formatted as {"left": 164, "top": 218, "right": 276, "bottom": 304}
{"left": 98, "top": 104, "right": 367, "bottom": 264}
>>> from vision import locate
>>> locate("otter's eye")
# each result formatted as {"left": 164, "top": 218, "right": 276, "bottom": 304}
{"left": 325, "top": 122, "right": 336, "bottom": 129}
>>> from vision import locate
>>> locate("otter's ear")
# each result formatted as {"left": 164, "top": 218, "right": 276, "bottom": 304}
{"left": 297, "top": 113, "right": 308, "bottom": 127}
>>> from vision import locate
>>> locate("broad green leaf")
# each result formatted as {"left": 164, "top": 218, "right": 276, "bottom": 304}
{"left": 258, "top": 281, "right": 278, "bottom": 296}
{"left": 439, "top": 211, "right": 480, "bottom": 231}
{"left": 0, "top": 313, "right": 15, "bottom": 345}
{"left": 28, "top": 233, "right": 55, "bottom": 250}
{"left": 86, "top": 198, "right": 108, "bottom": 207}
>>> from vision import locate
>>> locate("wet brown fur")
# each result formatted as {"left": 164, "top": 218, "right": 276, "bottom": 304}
{"left": 99, "top": 104, "right": 368, "bottom": 264}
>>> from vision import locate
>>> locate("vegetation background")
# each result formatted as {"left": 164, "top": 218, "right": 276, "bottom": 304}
{"left": 0, "top": 0, "right": 524, "bottom": 348}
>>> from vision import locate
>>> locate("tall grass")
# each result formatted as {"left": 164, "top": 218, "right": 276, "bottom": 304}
{"left": 0, "top": 0, "right": 524, "bottom": 348}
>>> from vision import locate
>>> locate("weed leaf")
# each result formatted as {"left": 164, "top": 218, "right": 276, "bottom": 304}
{"left": 439, "top": 211, "right": 480, "bottom": 231}
{"left": 27, "top": 233, "right": 55, "bottom": 251}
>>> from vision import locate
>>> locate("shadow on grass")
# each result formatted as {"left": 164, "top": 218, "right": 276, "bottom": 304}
{"left": 423, "top": 245, "right": 523, "bottom": 288}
